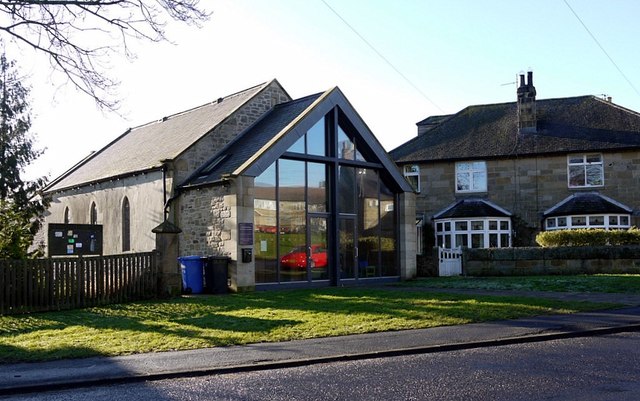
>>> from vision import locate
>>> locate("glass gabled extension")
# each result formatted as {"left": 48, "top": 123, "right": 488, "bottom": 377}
{"left": 253, "top": 109, "right": 401, "bottom": 287}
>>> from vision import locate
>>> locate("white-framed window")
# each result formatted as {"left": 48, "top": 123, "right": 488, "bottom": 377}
{"left": 456, "top": 161, "right": 487, "bottom": 193}
{"left": 567, "top": 154, "right": 603, "bottom": 188}
{"left": 403, "top": 165, "right": 420, "bottom": 193}
{"left": 545, "top": 214, "right": 630, "bottom": 230}
{"left": 435, "top": 217, "right": 511, "bottom": 249}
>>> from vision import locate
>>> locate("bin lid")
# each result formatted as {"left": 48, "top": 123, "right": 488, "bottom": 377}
{"left": 178, "top": 255, "right": 203, "bottom": 261}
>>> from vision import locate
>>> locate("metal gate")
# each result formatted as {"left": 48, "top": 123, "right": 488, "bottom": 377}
{"left": 438, "top": 246, "right": 462, "bottom": 276}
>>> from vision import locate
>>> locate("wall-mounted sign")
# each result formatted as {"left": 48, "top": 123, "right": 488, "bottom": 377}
{"left": 239, "top": 223, "right": 253, "bottom": 245}
{"left": 48, "top": 223, "right": 103, "bottom": 257}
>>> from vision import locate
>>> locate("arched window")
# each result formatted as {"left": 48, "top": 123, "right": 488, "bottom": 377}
{"left": 122, "top": 197, "right": 131, "bottom": 252}
{"left": 63, "top": 207, "right": 70, "bottom": 224}
{"left": 90, "top": 202, "right": 98, "bottom": 225}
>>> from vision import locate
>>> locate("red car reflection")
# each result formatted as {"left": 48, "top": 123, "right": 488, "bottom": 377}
{"left": 280, "top": 245, "right": 328, "bottom": 270}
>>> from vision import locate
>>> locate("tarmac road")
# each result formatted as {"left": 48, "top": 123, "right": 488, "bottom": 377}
{"left": 4, "top": 332, "right": 640, "bottom": 401}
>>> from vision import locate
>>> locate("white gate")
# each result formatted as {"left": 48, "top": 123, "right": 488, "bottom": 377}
{"left": 438, "top": 246, "right": 463, "bottom": 276}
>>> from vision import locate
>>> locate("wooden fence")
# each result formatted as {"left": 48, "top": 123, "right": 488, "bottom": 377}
{"left": 0, "top": 251, "right": 159, "bottom": 315}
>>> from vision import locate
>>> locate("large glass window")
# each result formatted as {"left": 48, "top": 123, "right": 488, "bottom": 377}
{"left": 358, "top": 168, "right": 380, "bottom": 278}
{"left": 287, "top": 117, "right": 326, "bottom": 156}
{"left": 307, "top": 162, "right": 327, "bottom": 213}
{"left": 338, "top": 166, "right": 356, "bottom": 213}
{"left": 380, "top": 179, "right": 397, "bottom": 276}
{"left": 254, "top": 110, "right": 398, "bottom": 285}
{"left": 568, "top": 154, "right": 603, "bottom": 188}
{"left": 456, "top": 161, "right": 487, "bottom": 193}
{"left": 254, "top": 163, "right": 277, "bottom": 283}
{"left": 307, "top": 118, "right": 326, "bottom": 156}
{"left": 278, "top": 159, "right": 306, "bottom": 282}
{"left": 338, "top": 124, "right": 364, "bottom": 161}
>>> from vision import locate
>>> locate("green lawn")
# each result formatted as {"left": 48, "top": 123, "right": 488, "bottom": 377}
{"left": 401, "top": 274, "right": 640, "bottom": 293}
{"left": 0, "top": 287, "right": 617, "bottom": 363}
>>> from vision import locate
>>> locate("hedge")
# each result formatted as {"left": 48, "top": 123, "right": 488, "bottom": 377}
{"left": 536, "top": 227, "right": 640, "bottom": 247}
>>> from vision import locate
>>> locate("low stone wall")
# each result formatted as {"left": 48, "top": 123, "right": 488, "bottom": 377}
{"left": 463, "top": 246, "right": 640, "bottom": 276}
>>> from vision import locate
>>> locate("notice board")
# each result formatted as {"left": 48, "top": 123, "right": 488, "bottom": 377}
{"left": 48, "top": 223, "right": 103, "bottom": 257}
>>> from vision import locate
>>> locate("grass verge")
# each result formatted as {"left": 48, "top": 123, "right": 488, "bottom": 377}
{"left": 0, "top": 287, "right": 617, "bottom": 363}
{"left": 400, "top": 274, "right": 640, "bottom": 293}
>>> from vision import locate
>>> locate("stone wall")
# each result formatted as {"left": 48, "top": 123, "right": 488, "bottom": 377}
{"left": 415, "top": 150, "right": 640, "bottom": 246}
{"left": 463, "top": 246, "right": 640, "bottom": 276}
{"left": 44, "top": 171, "right": 164, "bottom": 255}
{"left": 178, "top": 185, "right": 232, "bottom": 257}
{"left": 398, "top": 191, "right": 417, "bottom": 279}
{"left": 176, "top": 176, "right": 255, "bottom": 292}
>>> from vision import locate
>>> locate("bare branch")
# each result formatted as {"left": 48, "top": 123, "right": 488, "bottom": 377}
{"left": 0, "top": 1, "right": 210, "bottom": 112}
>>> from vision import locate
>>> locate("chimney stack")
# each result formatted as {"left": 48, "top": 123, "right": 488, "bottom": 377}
{"left": 517, "top": 70, "right": 537, "bottom": 133}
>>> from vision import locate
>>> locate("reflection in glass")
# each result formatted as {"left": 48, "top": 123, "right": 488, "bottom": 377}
{"left": 339, "top": 218, "right": 355, "bottom": 279}
{"left": 357, "top": 168, "right": 379, "bottom": 278}
{"left": 380, "top": 179, "right": 397, "bottom": 276}
{"left": 310, "top": 217, "right": 329, "bottom": 281}
{"left": 338, "top": 166, "right": 355, "bottom": 213}
{"left": 307, "top": 162, "right": 327, "bottom": 213}
{"left": 278, "top": 159, "right": 306, "bottom": 282}
{"left": 307, "top": 118, "right": 325, "bottom": 156}
{"left": 254, "top": 162, "right": 277, "bottom": 283}
{"left": 338, "top": 124, "right": 364, "bottom": 161}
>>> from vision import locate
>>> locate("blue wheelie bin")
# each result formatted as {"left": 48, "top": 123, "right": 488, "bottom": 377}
{"left": 178, "top": 256, "right": 204, "bottom": 294}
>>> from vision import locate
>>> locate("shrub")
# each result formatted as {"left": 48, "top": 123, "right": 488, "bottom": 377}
{"left": 536, "top": 227, "right": 640, "bottom": 247}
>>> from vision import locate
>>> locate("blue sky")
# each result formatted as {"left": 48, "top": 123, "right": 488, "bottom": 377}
{"left": 20, "top": 0, "right": 640, "bottom": 181}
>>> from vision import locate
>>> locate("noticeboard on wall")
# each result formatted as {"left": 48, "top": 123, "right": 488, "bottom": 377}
{"left": 48, "top": 223, "right": 103, "bottom": 257}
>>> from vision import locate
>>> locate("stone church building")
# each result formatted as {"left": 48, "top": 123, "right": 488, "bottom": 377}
{"left": 42, "top": 80, "right": 416, "bottom": 292}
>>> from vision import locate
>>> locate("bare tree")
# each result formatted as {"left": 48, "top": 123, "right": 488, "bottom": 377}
{"left": 0, "top": 1, "right": 210, "bottom": 110}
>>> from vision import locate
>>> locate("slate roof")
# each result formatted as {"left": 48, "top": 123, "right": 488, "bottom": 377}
{"left": 433, "top": 198, "right": 512, "bottom": 220}
{"left": 45, "top": 80, "right": 283, "bottom": 192}
{"left": 391, "top": 96, "right": 640, "bottom": 163}
{"left": 181, "top": 92, "right": 323, "bottom": 187}
{"left": 543, "top": 192, "right": 632, "bottom": 217}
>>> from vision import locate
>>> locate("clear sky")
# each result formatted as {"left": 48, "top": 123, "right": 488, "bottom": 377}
{"left": 18, "top": 0, "right": 640, "bottom": 182}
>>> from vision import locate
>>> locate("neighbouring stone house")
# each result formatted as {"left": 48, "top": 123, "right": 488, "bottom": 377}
{"left": 390, "top": 71, "right": 640, "bottom": 263}
{"left": 41, "top": 80, "right": 416, "bottom": 292}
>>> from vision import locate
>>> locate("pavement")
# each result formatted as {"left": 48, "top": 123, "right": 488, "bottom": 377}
{"left": 2, "top": 288, "right": 640, "bottom": 396}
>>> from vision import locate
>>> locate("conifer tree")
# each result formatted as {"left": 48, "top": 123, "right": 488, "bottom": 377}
{"left": 0, "top": 53, "right": 47, "bottom": 259}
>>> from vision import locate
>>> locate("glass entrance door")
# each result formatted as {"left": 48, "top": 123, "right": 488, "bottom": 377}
{"left": 338, "top": 218, "right": 356, "bottom": 280}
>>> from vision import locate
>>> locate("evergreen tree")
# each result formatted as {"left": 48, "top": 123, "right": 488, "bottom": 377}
{"left": 0, "top": 53, "right": 47, "bottom": 259}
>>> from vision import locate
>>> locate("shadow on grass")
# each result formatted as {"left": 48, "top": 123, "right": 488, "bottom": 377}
{"left": 0, "top": 343, "right": 102, "bottom": 364}
{"left": 230, "top": 287, "right": 608, "bottom": 324}
{"left": 0, "top": 287, "right": 612, "bottom": 363}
